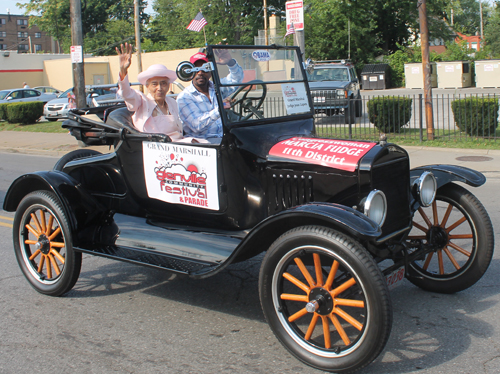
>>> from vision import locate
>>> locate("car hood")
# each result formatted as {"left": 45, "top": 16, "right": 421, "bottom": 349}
{"left": 308, "top": 81, "right": 349, "bottom": 90}
{"left": 45, "top": 98, "right": 69, "bottom": 105}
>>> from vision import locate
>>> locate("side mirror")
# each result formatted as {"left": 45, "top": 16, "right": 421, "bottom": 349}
{"left": 304, "top": 58, "right": 314, "bottom": 75}
{"left": 176, "top": 61, "right": 195, "bottom": 81}
{"left": 6, "top": 96, "right": 13, "bottom": 100}
{"left": 176, "top": 61, "right": 214, "bottom": 82}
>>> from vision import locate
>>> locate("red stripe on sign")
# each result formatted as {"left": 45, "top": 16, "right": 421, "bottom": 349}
{"left": 269, "top": 137, "right": 377, "bottom": 172}
{"left": 0, "top": 69, "right": 44, "bottom": 73}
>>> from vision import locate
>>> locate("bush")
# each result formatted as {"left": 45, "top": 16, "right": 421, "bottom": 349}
{"left": 367, "top": 96, "right": 413, "bottom": 133}
{"left": 0, "top": 103, "right": 8, "bottom": 121}
{"left": 451, "top": 97, "right": 499, "bottom": 136}
{"left": 5, "top": 102, "right": 44, "bottom": 124}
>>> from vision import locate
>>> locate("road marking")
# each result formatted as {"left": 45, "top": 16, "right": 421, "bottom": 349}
{"left": 0, "top": 222, "right": 13, "bottom": 228}
{"left": 0, "top": 215, "right": 14, "bottom": 221}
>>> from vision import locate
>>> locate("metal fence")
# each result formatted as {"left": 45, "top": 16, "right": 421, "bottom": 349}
{"left": 314, "top": 93, "right": 500, "bottom": 143}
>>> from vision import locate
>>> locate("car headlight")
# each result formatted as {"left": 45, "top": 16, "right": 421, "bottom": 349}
{"left": 413, "top": 171, "right": 437, "bottom": 207}
{"left": 336, "top": 89, "right": 347, "bottom": 98}
{"left": 363, "top": 190, "right": 387, "bottom": 226}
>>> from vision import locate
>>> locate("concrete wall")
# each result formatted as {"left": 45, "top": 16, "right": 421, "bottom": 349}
{"left": 41, "top": 47, "right": 201, "bottom": 92}
{"left": 0, "top": 51, "right": 88, "bottom": 90}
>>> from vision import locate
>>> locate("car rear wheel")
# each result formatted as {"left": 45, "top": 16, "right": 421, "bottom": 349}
{"left": 13, "top": 191, "right": 82, "bottom": 296}
{"left": 53, "top": 149, "right": 102, "bottom": 171}
{"left": 407, "top": 183, "right": 494, "bottom": 293}
{"left": 259, "top": 226, "right": 392, "bottom": 373}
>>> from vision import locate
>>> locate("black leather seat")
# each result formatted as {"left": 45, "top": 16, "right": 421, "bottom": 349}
{"left": 105, "top": 107, "right": 140, "bottom": 133}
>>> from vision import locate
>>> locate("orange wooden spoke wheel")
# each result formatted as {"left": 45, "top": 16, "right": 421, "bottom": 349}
{"left": 13, "top": 191, "right": 81, "bottom": 296}
{"left": 407, "top": 183, "right": 493, "bottom": 294}
{"left": 259, "top": 226, "right": 392, "bottom": 373}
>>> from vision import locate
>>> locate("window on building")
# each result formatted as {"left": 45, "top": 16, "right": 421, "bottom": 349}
{"left": 0, "top": 31, "right": 6, "bottom": 37}
{"left": 18, "top": 32, "right": 28, "bottom": 38}
{"left": 35, "top": 32, "right": 41, "bottom": 38}
{"left": 0, "top": 44, "right": 7, "bottom": 50}
{"left": 471, "top": 42, "right": 478, "bottom": 50}
{"left": 0, "top": 18, "right": 5, "bottom": 25}
{"left": 34, "top": 44, "right": 42, "bottom": 52}
{"left": 17, "top": 19, "right": 29, "bottom": 26}
{"left": 18, "top": 44, "right": 29, "bottom": 51}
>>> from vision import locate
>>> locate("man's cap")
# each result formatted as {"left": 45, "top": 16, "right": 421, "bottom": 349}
{"left": 190, "top": 52, "right": 209, "bottom": 65}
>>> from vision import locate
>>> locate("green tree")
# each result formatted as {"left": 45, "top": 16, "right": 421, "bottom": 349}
{"left": 484, "top": 2, "right": 500, "bottom": 57}
{"left": 20, "top": 0, "right": 148, "bottom": 54}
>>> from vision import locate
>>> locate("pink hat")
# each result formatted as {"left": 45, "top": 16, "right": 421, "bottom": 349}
{"left": 190, "top": 52, "right": 209, "bottom": 65}
{"left": 137, "top": 64, "right": 177, "bottom": 86}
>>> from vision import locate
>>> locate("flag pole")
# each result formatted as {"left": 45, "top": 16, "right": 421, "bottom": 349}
{"left": 200, "top": 9, "right": 207, "bottom": 46}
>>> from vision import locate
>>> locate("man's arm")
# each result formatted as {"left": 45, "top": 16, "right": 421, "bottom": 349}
{"left": 220, "top": 61, "right": 244, "bottom": 99}
{"left": 177, "top": 90, "right": 220, "bottom": 136}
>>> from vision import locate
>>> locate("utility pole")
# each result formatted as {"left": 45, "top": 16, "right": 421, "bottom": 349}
{"left": 479, "top": 1, "right": 484, "bottom": 48}
{"left": 70, "top": 0, "right": 86, "bottom": 108}
{"left": 263, "top": 0, "right": 268, "bottom": 45}
{"left": 134, "top": 0, "right": 143, "bottom": 90}
{"left": 418, "top": 0, "right": 434, "bottom": 140}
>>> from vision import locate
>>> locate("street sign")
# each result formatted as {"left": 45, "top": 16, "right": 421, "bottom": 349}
{"left": 286, "top": 0, "right": 304, "bottom": 31}
{"left": 70, "top": 45, "right": 83, "bottom": 63}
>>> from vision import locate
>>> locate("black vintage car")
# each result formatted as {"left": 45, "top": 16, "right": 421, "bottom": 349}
{"left": 3, "top": 45, "right": 494, "bottom": 373}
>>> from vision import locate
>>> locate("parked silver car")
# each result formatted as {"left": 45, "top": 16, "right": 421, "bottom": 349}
{"left": 0, "top": 88, "right": 57, "bottom": 105}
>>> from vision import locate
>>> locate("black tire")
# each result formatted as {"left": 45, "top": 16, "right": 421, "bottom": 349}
{"left": 53, "top": 149, "right": 102, "bottom": 171}
{"left": 47, "top": 118, "right": 58, "bottom": 122}
{"left": 259, "top": 226, "right": 392, "bottom": 373}
{"left": 13, "top": 191, "right": 82, "bottom": 296}
{"left": 407, "top": 183, "right": 494, "bottom": 293}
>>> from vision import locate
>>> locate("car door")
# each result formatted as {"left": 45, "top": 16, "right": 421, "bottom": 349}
{"left": 22, "top": 89, "right": 42, "bottom": 102}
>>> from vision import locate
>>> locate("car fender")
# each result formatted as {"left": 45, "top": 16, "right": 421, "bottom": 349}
{"left": 193, "top": 202, "right": 381, "bottom": 278}
{"left": 3, "top": 171, "right": 106, "bottom": 244}
{"left": 411, "top": 164, "right": 486, "bottom": 189}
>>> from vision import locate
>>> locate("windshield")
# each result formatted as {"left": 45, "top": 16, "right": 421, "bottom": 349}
{"left": 210, "top": 46, "right": 312, "bottom": 125}
{"left": 307, "top": 67, "right": 350, "bottom": 82}
{"left": 0, "top": 90, "right": 11, "bottom": 100}
{"left": 58, "top": 88, "right": 74, "bottom": 98}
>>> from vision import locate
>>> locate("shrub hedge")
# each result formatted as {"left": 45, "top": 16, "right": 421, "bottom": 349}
{"left": 4, "top": 102, "right": 44, "bottom": 124}
{"left": 0, "top": 103, "right": 8, "bottom": 121}
{"left": 367, "top": 96, "right": 413, "bottom": 133}
{"left": 451, "top": 97, "right": 499, "bottom": 136}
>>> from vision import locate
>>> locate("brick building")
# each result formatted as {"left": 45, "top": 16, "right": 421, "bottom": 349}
{"left": 0, "top": 12, "right": 58, "bottom": 53}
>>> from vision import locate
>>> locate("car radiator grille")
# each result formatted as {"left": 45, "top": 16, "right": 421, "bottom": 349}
{"left": 371, "top": 157, "right": 411, "bottom": 237}
{"left": 267, "top": 172, "right": 314, "bottom": 214}
{"left": 47, "top": 106, "right": 63, "bottom": 111}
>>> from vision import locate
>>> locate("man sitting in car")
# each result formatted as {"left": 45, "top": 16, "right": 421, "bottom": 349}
{"left": 177, "top": 50, "right": 243, "bottom": 142}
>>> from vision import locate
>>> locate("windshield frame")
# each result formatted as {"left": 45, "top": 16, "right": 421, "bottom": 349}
{"left": 206, "top": 44, "right": 314, "bottom": 130}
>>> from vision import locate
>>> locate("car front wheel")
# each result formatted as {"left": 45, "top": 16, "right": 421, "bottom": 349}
{"left": 13, "top": 191, "right": 82, "bottom": 296}
{"left": 407, "top": 183, "right": 494, "bottom": 293}
{"left": 259, "top": 226, "right": 392, "bottom": 373}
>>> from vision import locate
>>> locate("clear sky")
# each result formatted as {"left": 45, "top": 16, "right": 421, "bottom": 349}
{"left": 2, "top": 0, "right": 155, "bottom": 16}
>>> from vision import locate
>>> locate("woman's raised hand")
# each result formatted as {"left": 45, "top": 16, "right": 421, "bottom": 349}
{"left": 116, "top": 42, "right": 133, "bottom": 79}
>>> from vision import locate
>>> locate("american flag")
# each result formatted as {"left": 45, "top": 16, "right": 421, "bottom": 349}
{"left": 284, "top": 22, "right": 295, "bottom": 38}
{"left": 187, "top": 12, "right": 208, "bottom": 32}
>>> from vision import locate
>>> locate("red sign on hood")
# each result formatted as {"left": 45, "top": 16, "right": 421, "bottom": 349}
{"left": 269, "top": 137, "right": 376, "bottom": 172}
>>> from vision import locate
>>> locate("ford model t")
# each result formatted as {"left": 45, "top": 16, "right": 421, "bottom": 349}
{"left": 3, "top": 45, "right": 494, "bottom": 373}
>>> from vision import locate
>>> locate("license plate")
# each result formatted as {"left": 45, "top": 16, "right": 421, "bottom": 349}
{"left": 385, "top": 266, "right": 405, "bottom": 290}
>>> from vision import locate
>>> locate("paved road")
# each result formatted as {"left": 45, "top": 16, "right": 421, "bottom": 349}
{"left": 1, "top": 151, "right": 499, "bottom": 374}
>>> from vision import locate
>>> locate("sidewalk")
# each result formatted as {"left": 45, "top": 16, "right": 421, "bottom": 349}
{"left": 1, "top": 130, "right": 499, "bottom": 175}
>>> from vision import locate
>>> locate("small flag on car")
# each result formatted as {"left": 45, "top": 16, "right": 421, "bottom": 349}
{"left": 284, "top": 22, "right": 295, "bottom": 38}
{"left": 187, "top": 11, "right": 208, "bottom": 32}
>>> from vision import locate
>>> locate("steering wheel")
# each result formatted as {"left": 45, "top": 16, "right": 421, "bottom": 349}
{"left": 228, "top": 80, "right": 267, "bottom": 121}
